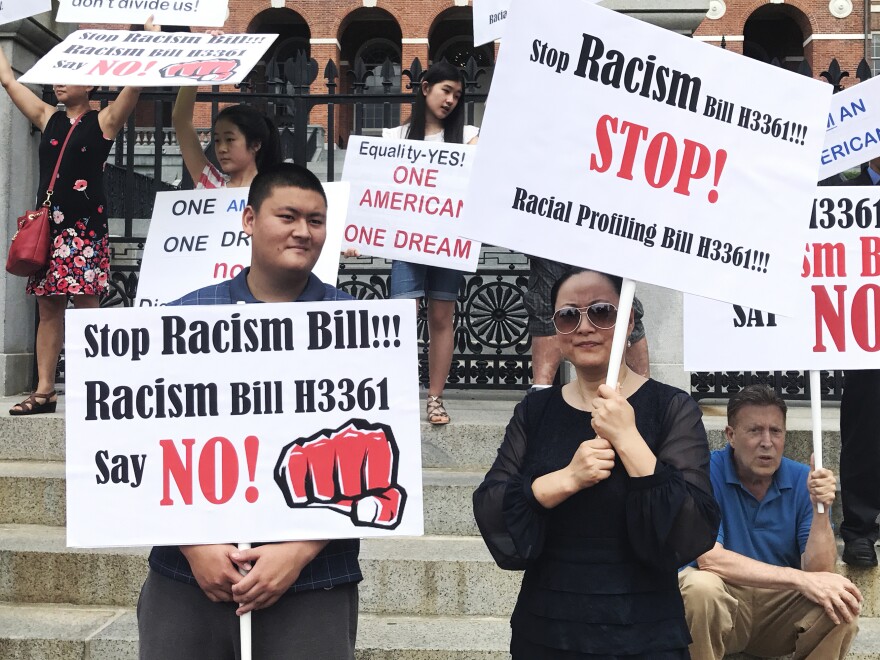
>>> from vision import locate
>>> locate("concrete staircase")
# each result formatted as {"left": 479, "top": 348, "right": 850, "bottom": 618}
{"left": 1, "top": 393, "right": 880, "bottom": 659}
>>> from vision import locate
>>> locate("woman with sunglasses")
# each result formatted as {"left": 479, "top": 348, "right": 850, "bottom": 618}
{"left": 474, "top": 268, "right": 720, "bottom": 659}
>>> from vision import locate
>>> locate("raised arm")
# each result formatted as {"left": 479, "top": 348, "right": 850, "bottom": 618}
{"left": 97, "top": 86, "right": 143, "bottom": 140}
{"left": 172, "top": 86, "right": 209, "bottom": 183}
{"left": 801, "top": 459, "right": 838, "bottom": 573}
{"left": 97, "top": 17, "right": 160, "bottom": 140}
{"left": 0, "top": 46, "right": 55, "bottom": 131}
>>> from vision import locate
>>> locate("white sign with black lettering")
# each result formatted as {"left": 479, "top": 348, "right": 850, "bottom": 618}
{"left": 460, "top": 0, "right": 832, "bottom": 316}
{"left": 65, "top": 299, "right": 423, "bottom": 547}
{"left": 57, "top": 0, "right": 228, "bottom": 28}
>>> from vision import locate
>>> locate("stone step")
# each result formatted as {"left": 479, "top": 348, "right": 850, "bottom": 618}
{"left": 0, "top": 458, "right": 845, "bottom": 536}
{"left": 0, "top": 602, "right": 511, "bottom": 659}
{"left": 0, "top": 461, "right": 65, "bottom": 526}
{"left": 2, "top": 601, "right": 880, "bottom": 659}
{"left": 2, "top": 525, "right": 878, "bottom": 619}
{"left": 0, "top": 525, "right": 519, "bottom": 616}
{"left": 0, "top": 394, "right": 848, "bottom": 474}
{"left": 0, "top": 462, "right": 482, "bottom": 536}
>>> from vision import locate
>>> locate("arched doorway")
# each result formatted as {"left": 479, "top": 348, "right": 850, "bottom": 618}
{"left": 249, "top": 8, "right": 310, "bottom": 58}
{"left": 247, "top": 8, "right": 311, "bottom": 89}
{"left": 743, "top": 4, "right": 809, "bottom": 71}
{"left": 429, "top": 7, "right": 493, "bottom": 125}
{"left": 339, "top": 8, "right": 403, "bottom": 135}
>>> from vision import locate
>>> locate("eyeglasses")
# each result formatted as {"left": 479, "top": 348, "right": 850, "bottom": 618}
{"left": 552, "top": 303, "right": 618, "bottom": 334}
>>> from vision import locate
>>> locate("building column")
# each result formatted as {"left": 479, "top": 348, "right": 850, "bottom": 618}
{"left": 0, "top": 18, "right": 67, "bottom": 395}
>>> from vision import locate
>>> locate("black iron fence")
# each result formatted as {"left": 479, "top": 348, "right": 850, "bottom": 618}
{"left": 46, "top": 53, "right": 871, "bottom": 399}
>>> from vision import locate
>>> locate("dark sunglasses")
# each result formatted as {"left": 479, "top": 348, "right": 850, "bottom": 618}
{"left": 552, "top": 303, "right": 618, "bottom": 334}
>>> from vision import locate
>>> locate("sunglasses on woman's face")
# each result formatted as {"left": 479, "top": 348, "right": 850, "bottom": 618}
{"left": 552, "top": 303, "right": 618, "bottom": 334}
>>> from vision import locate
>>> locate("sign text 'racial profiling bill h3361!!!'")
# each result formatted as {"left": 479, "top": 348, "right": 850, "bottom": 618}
{"left": 461, "top": 0, "right": 832, "bottom": 316}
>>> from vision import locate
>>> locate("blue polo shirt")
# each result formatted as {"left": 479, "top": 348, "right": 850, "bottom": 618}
{"left": 710, "top": 446, "right": 813, "bottom": 569}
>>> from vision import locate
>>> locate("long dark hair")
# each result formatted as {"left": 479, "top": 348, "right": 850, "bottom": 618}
{"left": 405, "top": 61, "right": 465, "bottom": 144}
{"left": 215, "top": 104, "right": 282, "bottom": 172}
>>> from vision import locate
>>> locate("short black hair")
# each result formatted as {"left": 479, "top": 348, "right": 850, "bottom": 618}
{"left": 246, "top": 163, "right": 327, "bottom": 211}
{"left": 549, "top": 267, "right": 623, "bottom": 308}
{"left": 727, "top": 384, "right": 787, "bottom": 427}
{"left": 215, "top": 104, "right": 281, "bottom": 173}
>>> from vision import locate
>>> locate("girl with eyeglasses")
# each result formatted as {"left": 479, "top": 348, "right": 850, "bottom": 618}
{"left": 474, "top": 268, "right": 720, "bottom": 659}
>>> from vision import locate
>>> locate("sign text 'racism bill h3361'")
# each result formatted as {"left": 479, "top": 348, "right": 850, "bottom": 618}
{"left": 64, "top": 300, "right": 423, "bottom": 547}
{"left": 461, "top": 0, "right": 832, "bottom": 316}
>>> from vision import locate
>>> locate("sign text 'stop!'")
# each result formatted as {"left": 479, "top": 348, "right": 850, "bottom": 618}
{"left": 460, "top": 0, "right": 833, "bottom": 316}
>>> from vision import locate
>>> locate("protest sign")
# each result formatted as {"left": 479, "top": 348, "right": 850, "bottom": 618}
{"left": 136, "top": 184, "right": 348, "bottom": 306}
{"left": 684, "top": 187, "right": 880, "bottom": 371}
{"left": 461, "top": 0, "right": 832, "bottom": 316}
{"left": 819, "top": 76, "right": 880, "bottom": 179}
{"left": 57, "top": 0, "right": 228, "bottom": 28}
{"left": 473, "top": 0, "right": 602, "bottom": 47}
{"left": 341, "top": 135, "right": 481, "bottom": 272}
{"left": 19, "top": 30, "right": 276, "bottom": 86}
{"left": 0, "top": 0, "right": 51, "bottom": 24}
{"left": 65, "top": 299, "right": 423, "bottom": 547}
{"left": 473, "top": 0, "right": 512, "bottom": 46}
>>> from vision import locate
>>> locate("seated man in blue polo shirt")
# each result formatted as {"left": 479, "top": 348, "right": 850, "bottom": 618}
{"left": 137, "top": 163, "right": 361, "bottom": 659}
{"left": 679, "top": 385, "right": 860, "bottom": 659}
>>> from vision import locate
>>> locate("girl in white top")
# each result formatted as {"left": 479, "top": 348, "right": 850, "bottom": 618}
{"left": 382, "top": 61, "right": 479, "bottom": 425}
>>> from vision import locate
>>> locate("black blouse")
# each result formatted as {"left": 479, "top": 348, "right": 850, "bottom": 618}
{"left": 473, "top": 380, "right": 720, "bottom": 659}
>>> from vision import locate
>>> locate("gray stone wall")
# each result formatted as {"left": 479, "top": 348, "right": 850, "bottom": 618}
{"left": 0, "top": 13, "right": 72, "bottom": 395}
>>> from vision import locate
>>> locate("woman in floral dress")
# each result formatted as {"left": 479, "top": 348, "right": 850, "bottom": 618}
{"left": 1, "top": 20, "right": 156, "bottom": 414}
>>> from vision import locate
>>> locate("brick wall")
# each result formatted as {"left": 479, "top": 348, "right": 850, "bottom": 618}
{"left": 695, "top": 0, "right": 869, "bottom": 88}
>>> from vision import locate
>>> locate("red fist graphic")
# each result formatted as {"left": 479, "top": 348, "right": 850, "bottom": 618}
{"left": 274, "top": 419, "right": 406, "bottom": 529}
{"left": 159, "top": 59, "right": 240, "bottom": 83}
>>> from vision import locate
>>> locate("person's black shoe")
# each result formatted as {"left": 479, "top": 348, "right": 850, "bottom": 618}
{"left": 842, "top": 537, "right": 878, "bottom": 567}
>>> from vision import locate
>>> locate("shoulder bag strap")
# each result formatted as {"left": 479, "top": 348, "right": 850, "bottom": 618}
{"left": 41, "top": 111, "right": 86, "bottom": 208}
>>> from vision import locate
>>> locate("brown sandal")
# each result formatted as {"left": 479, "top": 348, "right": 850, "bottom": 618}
{"left": 426, "top": 395, "right": 450, "bottom": 425}
{"left": 9, "top": 390, "right": 57, "bottom": 416}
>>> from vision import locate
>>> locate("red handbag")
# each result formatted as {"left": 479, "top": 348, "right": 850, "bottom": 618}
{"left": 6, "top": 113, "right": 84, "bottom": 277}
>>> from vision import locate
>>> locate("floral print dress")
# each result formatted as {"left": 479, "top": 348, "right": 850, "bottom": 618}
{"left": 27, "top": 110, "right": 113, "bottom": 297}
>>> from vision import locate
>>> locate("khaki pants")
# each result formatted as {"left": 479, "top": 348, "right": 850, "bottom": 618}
{"left": 678, "top": 567, "right": 857, "bottom": 660}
